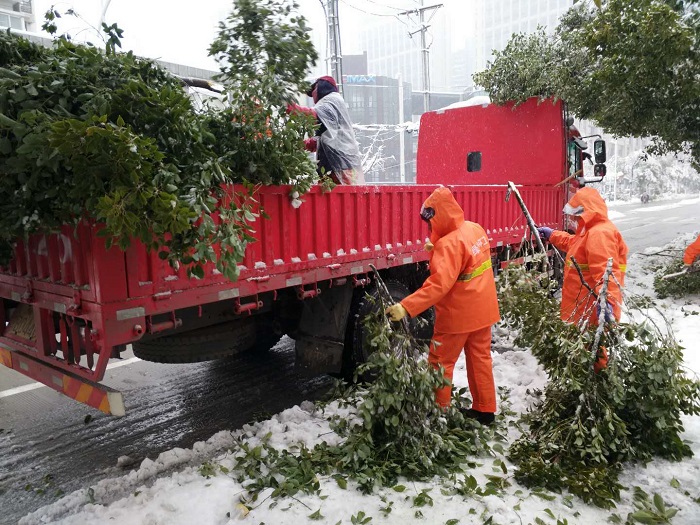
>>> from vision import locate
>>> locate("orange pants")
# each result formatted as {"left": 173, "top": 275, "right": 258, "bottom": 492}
{"left": 428, "top": 326, "right": 497, "bottom": 412}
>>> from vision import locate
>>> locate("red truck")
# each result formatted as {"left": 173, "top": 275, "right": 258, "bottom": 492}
{"left": 0, "top": 98, "right": 605, "bottom": 416}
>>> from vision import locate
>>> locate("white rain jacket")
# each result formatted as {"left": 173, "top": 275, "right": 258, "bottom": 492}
{"left": 315, "top": 92, "right": 363, "bottom": 179}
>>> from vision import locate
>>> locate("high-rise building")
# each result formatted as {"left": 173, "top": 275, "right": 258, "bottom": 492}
{"left": 355, "top": 7, "right": 453, "bottom": 99}
{"left": 0, "top": 0, "right": 36, "bottom": 32}
{"left": 474, "top": 0, "right": 572, "bottom": 72}
{"left": 342, "top": 72, "right": 414, "bottom": 183}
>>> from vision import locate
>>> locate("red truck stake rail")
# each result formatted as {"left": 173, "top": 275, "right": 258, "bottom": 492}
{"left": 0, "top": 98, "right": 596, "bottom": 415}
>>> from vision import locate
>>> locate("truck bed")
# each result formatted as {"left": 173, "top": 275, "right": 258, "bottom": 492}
{"left": 0, "top": 183, "right": 562, "bottom": 414}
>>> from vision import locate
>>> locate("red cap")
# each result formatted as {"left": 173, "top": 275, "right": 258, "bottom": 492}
{"left": 306, "top": 75, "right": 337, "bottom": 96}
{"left": 317, "top": 75, "right": 337, "bottom": 88}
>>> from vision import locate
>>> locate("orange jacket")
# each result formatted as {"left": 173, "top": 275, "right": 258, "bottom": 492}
{"left": 550, "top": 187, "right": 628, "bottom": 325}
{"left": 401, "top": 187, "right": 500, "bottom": 333}
{"left": 683, "top": 233, "right": 700, "bottom": 265}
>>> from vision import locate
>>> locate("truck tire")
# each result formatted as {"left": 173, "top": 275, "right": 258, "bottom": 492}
{"left": 133, "top": 316, "right": 273, "bottom": 363}
{"left": 344, "top": 280, "right": 434, "bottom": 379}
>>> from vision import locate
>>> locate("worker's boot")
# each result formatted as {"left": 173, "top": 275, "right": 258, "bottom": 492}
{"left": 460, "top": 407, "right": 495, "bottom": 426}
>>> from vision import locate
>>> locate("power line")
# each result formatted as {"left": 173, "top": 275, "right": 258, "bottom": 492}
{"left": 338, "top": 0, "right": 403, "bottom": 18}
{"left": 358, "top": 0, "right": 411, "bottom": 12}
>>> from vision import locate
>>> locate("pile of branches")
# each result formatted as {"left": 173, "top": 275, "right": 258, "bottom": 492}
{"left": 498, "top": 264, "right": 700, "bottom": 508}
{"left": 230, "top": 276, "right": 492, "bottom": 503}
{"left": 654, "top": 259, "right": 700, "bottom": 299}
{"left": 0, "top": 0, "right": 318, "bottom": 279}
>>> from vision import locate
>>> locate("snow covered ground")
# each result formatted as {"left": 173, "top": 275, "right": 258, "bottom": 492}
{"left": 20, "top": 234, "right": 700, "bottom": 525}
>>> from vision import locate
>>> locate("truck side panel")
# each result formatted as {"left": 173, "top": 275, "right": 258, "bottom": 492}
{"left": 0, "top": 184, "right": 563, "bottom": 312}
{"left": 0, "top": 184, "right": 561, "bottom": 413}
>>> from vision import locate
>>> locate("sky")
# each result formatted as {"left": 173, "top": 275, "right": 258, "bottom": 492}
{"left": 31, "top": 0, "right": 475, "bottom": 73}
{"left": 17, "top": 226, "right": 700, "bottom": 525}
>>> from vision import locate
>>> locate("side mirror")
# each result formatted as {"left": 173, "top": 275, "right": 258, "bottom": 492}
{"left": 594, "top": 139, "right": 606, "bottom": 164}
{"left": 594, "top": 163, "right": 607, "bottom": 178}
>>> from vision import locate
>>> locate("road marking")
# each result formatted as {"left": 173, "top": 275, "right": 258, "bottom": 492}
{"left": 619, "top": 223, "right": 653, "bottom": 233}
{"left": 0, "top": 357, "right": 141, "bottom": 399}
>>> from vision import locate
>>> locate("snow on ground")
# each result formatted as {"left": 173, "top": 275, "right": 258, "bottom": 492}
{"left": 20, "top": 235, "right": 700, "bottom": 525}
{"left": 633, "top": 197, "right": 700, "bottom": 213}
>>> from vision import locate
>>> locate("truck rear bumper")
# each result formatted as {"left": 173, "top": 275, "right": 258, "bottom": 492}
{"left": 0, "top": 345, "right": 125, "bottom": 416}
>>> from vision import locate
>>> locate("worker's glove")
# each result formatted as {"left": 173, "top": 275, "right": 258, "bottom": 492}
{"left": 537, "top": 226, "right": 554, "bottom": 241}
{"left": 596, "top": 301, "right": 615, "bottom": 323}
{"left": 385, "top": 303, "right": 408, "bottom": 322}
{"left": 424, "top": 241, "right": 434, "bottom": 252}
{"left": 304, "top": 137, "right": 318, "bottom": 152}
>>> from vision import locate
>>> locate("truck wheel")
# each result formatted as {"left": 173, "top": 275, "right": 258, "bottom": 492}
{"left": 344, "top": 280, "right": 433, "bottom": 379}
{"left": 133, "top": 316, "right": 272, "bottom": 363}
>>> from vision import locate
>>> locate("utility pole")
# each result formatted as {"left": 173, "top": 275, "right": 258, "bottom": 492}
{"left": 398, "top": 74, "right": 405, "bottom": 183}
{"left": 326, "top": 0, "right": 343, "bottom": 95}
{"left": 398, "top": 2, "right": 443, "bottom": 114}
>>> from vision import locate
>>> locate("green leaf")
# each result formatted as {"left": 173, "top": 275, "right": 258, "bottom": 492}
{"left": 334, "top": 476, "right": 347, "bottom": 490}
{"left": 308, "top": 509, "right": 323, "bottom": 520}
{"left": 628, "top": 511, "right": 658, "bottom": 524}
{"left": 653, "top": 493, "right": 665, "bottom": 513}
{"left": 392, "top": 485, "right": 406, "bottom": 493}
{"left": 532, "top": 491, "right": 556, "bottom": 501}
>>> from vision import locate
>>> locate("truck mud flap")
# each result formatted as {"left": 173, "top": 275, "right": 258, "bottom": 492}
{"left": 295, "top": 336, "right": 344, "bottom": 375}
{"left": 0, "top": 346, "right": 125, "bottom": 416}
{"left": 294, "top": 283, "right": 353, "bottom": 376}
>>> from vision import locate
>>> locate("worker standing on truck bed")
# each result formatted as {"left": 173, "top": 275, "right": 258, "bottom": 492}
{"left": 288, "top": 76, "right": 364, "bottom": 184}
{"left": 538, "top": 187, "right": 628, "bottom": 326}
{"left": 683, "top": 233, "right": 700, "bottom": 269}
{"left": 385, "top": 187, "right": 500, "bottom": 426}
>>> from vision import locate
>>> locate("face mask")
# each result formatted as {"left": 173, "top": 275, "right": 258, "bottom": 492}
{"left": 563, "top": 203, "right": 584, "bottom": 216}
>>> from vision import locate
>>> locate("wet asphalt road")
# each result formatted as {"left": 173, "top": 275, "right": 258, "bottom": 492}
{"left": 0, "top": 338, "right": 332, "bottom": 525}
{"left": 0, "top": 195, "right": 697, "bottom": 524}
{"left": 609, "top": 196, "right": 698, "bottom": 253}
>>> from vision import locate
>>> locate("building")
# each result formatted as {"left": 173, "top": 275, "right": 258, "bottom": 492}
{"left": 473, "top": 0, "right": 571, "bottom": 72}
{"left": 343, "top": 72, "right": 414, "bottom": 183}
{"left": 355, "top": 7, "right": 454, "bottom": 100}
{"left": 0, "top": 0, "right": 35, "bottom": 32}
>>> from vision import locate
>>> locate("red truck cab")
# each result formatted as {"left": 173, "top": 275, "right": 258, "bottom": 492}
{"left": 0, "top": 97, "right": 603, "bottom": 415}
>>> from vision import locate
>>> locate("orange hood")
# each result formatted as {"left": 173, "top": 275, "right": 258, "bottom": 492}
{"left": 565, "top": 187, "right": 609, "bottom": 228}
{"left": 423, "top": 187, "right": 465, "bottom": 241}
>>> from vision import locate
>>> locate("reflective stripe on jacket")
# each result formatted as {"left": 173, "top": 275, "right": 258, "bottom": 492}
{"left": 401, "top": 187, "right": 500, "bottom": 333}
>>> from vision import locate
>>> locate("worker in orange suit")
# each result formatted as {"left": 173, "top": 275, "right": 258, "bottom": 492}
{"left": 385, "top": 187, "right": 500, "bottom": 426}
{"left": 537, "top": 187, "right": 628, "bottom": 327}
{"left": 683, "top": 233, "right": 700, "bottom": 268}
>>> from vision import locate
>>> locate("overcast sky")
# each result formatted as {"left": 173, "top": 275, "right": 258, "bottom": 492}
{"left": 32, "top": 0, "right": 474, "bottom": 73}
